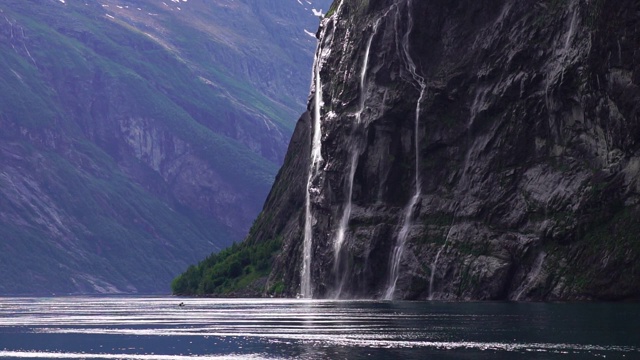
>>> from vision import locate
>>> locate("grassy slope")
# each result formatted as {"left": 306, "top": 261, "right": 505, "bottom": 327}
{"left": 0, "top": 0, "right": 304, "bottom": 294}
{"left": 8, "top": 2, "right": 278, "bottom": 190}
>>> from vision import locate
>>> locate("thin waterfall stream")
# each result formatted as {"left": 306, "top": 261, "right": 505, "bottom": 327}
{"left": 427, "top": 120, "right": 472, "bottom": 299}
{"left": 333, "top": 19, "right": 382, "bottom": 298}
{"left": 383, "top": 0, "right": 425, "bottom": 300}
{"left": 428, "top": 207, "right": 458, "bottom": 300}
{"left": 514, "top": 251, "right": 547, "bottom": 301}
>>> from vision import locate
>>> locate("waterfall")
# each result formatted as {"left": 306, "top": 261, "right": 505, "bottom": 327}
{"left": 564, "top": 1, "right": 578, "bottom": 52}
{"left": 301, "top": 174, "right": 314, "bottom": 298}
{"left": 427, "top": 103, "right": 477, "bottom": 299}
{"left": 545, "top": 0, "right": 580, "bottom": 114}
{"left": 383, "top": 0, "right": 426, "bottom": 300}
{"left": 300, "top": 42, "right": 323, "bottom": 299}
{"left": 333, "top": 19, "right": 381, "bottom": 299}
{"left": 355, "top": 23, "right": 378, "bottom": 124}
{"left": 301, "top": 0, "right": 345, "bottom": 299}
{"left": 332, "top": 152, "right": 356, "bottom": 298}
{"left": 427, "top": 211, "right": 457, "bottom": 300}
{"left": 383, "top": 186, "right": 421, "bottom": 300}
{"left": 514, "top": 251, "right": 546, "bottom": 301}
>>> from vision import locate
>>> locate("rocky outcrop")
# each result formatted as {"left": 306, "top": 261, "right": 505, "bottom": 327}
{"left": 242, "top": 0, "right": 640, "bottom": 301}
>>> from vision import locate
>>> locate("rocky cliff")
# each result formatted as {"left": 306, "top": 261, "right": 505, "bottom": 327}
{"left": 0, "top": 0, "right": 330, "bottom": 295}
{"left": 206, "top": 0, "right": 640, "bottom": 301}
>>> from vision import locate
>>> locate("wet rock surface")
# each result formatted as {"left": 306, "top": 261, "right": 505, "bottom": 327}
{"left": 244, "top": 0, "right": 640, "bottom": 300}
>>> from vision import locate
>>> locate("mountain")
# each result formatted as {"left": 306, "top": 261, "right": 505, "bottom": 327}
{"left": 0, "top": 0, "right": 331, "bottom": 295}
{"left": 173, "top": 0, "right": 640, "bottom": 301}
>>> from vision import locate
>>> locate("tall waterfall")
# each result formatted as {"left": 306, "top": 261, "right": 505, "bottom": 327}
{"left": 332, "top": 19, "right": 381, "bottom": 298}
{"left": 383, "top": 0, "right": 426, "bottom": 300}
{"left": 301, "top": 0, "right": 345, "bottom": 299}
{"left": 300, "top": 48, "right": 323, "bottom": 298}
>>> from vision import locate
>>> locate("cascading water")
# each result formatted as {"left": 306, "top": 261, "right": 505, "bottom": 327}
{"left": 332, "top": 19, "right": 382, "bottom": 299}
{"left": 427, "top": 97, "right": 478, "bottom": 300}
{"left": 514, "top": 251, "right": 547, "bottom": 301}
{"left": 564, "top": 1, "right": 579, "bottom": 52}
{"left": 301, "top": 1, "right": 345, "bottom": 299}
{"left": 383, "top": 0, "right": 426, "bottom": 300}
{"left": 544, "top": 0, "right": 580, "bottom": 116}
{"left": 300, "top": 52, "right": 322, "bottom": 298}
{"left": 426, "top": 133, "right": 477, "bottom": 300}
{"left": 428, "top": 208, "right": 458, "bottom": 300}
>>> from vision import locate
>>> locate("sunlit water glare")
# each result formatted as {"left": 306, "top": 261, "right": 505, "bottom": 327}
{"left": 0, "top": 297, "right": 638, "bottom": 359}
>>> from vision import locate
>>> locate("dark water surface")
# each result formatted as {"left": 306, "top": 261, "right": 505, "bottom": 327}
{"left": 0, "top": 297, "right": 638, "bottom": 359}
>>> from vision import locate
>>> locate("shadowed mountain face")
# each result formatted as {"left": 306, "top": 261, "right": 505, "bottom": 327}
{"left": 177, "top": 0, "right": 640, "bottom": 301}
{"left": 0, "top": 0, "right": 331, "bottom": 295}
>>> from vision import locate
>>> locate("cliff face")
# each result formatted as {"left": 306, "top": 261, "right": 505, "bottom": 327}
{"left": 242, "top": 0, "right": 640, "bottom": 301}
{"left": 0, "top": 0, "right": 330, "bottom": 295}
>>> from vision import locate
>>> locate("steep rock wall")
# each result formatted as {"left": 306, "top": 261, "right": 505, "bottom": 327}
{"left": 247, "top": 0, "right": 640, "bottom": 300}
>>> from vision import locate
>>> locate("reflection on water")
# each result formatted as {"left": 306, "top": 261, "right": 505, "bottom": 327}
{"left": 0, "top": 297, "right": 638, "bottom": 359}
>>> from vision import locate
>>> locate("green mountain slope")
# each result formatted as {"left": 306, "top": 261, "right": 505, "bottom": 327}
{"left": 0, "top": 0, "right": 329, "bottom": 295}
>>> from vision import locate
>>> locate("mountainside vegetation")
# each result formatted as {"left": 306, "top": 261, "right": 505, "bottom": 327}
{"left": 0, "top": 0, "right": 331, "bottom": 295}
{"left": 175, "top": 0, "right": 640, "bottom": 301}
{"left": 171, "top": 236, "right": 283, "bottom": 297}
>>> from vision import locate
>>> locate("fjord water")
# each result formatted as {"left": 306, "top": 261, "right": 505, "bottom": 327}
{"left": 0, "top": 297, "right": 638, "bottom": 360}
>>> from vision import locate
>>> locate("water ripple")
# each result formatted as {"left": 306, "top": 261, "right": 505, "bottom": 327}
{"left": 1, "top": 297, "right": 638, "bottom": 359}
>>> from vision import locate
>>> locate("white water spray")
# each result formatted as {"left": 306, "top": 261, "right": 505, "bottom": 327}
{"left": 301, "top": 0, "right": 345, "bottom": 299}
{"left": 355, "top": 23, "right": 379, "bottom": 124}
{"left": 384, "top": 0, "right": 426, "bottom": 300}
{"left": 332, "top": 20, "right": 383, "bottom": 298}
{"left": 333, "top": 152, "right": 356, "bottom": 262}
{"left": 334, "top": 22, "right": 379, "bottom": 255}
